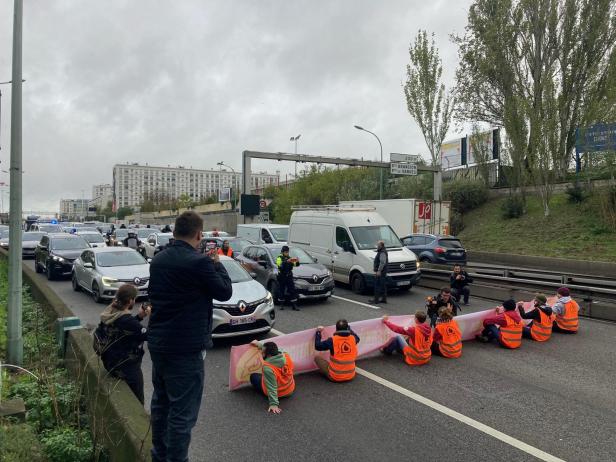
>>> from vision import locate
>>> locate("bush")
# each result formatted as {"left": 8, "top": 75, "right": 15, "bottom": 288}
{"left": 449, "top": 211, "right": 465, "bottom": 235}
{"left": 501, "top": 195, "right": 525, "bottom": 219}
{"left": 0, "top": 420, "right": 46, "bottom": 462}
{"left": 565, "top": 185, "right": 587, "bottom": 203}
{"left": 41, "top": 427, "right": 93, "bottom": 462}
{"left": 443, "top": 180, "right": 489, "bottom": 213}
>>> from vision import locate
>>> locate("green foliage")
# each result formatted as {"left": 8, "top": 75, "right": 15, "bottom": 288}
{"left": 442, "top": 180, "right": 489, "bottom": 214}
{"left": 500, "top": 195, "right": 525, "bottom": 219}
{"left": 115, "top": 207, "right": 133, "bottom": 219}
{"left": 565, "top": 185, "right": 587, "bottom": 204}
{"left": 41, "top": 427, "right": 93, "bottom": 462}
{"left": 0, "top": 420, "right": 46, "bottom": 462}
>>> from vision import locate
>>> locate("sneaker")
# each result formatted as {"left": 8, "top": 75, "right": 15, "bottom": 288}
{"left": 379, "top": 347, "right": 392, "bottom": 356}
{"left": 292, "top": 306, "right": 300, "bottom": 311}
{"left": 475, "top": 334, "right": 489, "bottom": 343}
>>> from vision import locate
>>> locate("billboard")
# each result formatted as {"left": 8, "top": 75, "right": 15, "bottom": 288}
{"left": 440, "top": 139, "right": 462, "bottom": 168}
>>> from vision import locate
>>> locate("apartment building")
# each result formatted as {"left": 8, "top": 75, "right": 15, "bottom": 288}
{"left": 59, "top": 199, "right": 90, "bottom": 220}
{"left": 91, "top": 184, "right": 113, "bottom": 209}
{"left": 112, "top": 163, "right": 279, "bottom": 208}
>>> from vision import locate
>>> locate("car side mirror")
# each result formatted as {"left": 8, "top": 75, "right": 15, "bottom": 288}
{"left": 257, "top": 260, "right": 268, "bottom": 268}
{"left": 313, "top": 257, "right": 317, "bottom": 263}
{"left": 83, "top": 262, "right": 94, "bottom": 269}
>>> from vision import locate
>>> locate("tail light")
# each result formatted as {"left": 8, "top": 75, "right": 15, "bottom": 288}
{"left": 435, "top": 247, "right": 446, "bottom": 254}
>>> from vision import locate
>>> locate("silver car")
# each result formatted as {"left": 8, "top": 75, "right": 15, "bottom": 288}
{"left": 211, "top": 256, "right": 275, "bottom": 338}
{"left": 72, "top": 247, "right": 150, "bottom": 303}
{"left": 1, "top": 231, "right": 46, "bottom": 258}
{"left": 77, "top": 231, "right": 107, "bottom": 248}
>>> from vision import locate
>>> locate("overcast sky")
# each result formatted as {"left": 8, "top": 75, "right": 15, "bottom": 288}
{"left": 0, "top": 0, "right": 472, "bottom": 213}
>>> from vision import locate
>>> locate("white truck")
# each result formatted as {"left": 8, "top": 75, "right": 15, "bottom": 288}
{"left": 339, "top": 199, "right": 451, "bottom": 238}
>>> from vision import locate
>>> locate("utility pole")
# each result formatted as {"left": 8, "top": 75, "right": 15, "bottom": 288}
{"left": 8, "top": 0, "right": 23, "bottom": 365}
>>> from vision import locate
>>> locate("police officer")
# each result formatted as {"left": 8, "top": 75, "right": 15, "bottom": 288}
{"left": 276, "top": 245, "right": 300, "bottom": 311}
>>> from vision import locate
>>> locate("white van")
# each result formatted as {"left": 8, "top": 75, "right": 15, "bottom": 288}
{"left": 288, "top": 207, "right": 421, "bottom": 293}
{"left": 237, "top": 224, "right": 289, "bottom": 245}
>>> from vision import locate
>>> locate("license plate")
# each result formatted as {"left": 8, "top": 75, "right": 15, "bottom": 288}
{"left": 308, "top": 285, "right": 323, "bottom": 292}
{"left": 230, "top": 316, "right": 255, "bottom": 326}
{"left": 396, "top": 281, "right": 411, "bottom": 286}
{"left": 450, "top": 252, "right": 463, "bottom": 256}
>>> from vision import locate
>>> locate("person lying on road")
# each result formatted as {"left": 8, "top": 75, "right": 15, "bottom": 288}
{"left": 249, "top": 340, "right": 296, "bottom": 414}
{"left": 314, "top": 319, "right": 360, "bottom": 382}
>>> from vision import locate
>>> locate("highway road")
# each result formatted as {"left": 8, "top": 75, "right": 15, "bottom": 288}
{"left": 24, "top": 260, "right": 616, "bottom": 461}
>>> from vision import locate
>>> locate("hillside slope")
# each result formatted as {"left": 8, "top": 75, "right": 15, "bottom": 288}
{"left": 458, "top": 192, "right": 616, "bottom": 262}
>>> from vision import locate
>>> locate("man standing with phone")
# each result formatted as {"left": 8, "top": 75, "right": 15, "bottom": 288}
{"left": 148, "top": 211, "right": 232, "bottom": 462}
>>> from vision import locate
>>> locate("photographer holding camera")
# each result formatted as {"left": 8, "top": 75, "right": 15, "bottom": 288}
{"left": 450, "top": 264, "right": 473, "bottom": 306}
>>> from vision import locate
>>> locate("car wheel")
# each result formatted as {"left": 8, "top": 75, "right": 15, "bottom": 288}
{"left": 71, "top": 273, "right": 81, "bottom": 292}
{"left": 46, "top": 263, "right": 55, "bottom": 281}
{"left": 91, "top": 282, "right": 103, "bottom": 303}
{"left": 34, "top": 257, "right": 42, "bottom": 273}
{"left": 351, "top": 273, "right": 366, "bottom": 295}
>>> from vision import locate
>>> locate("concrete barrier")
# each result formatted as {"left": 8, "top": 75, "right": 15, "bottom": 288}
{"left": 467, "top": 251, "right": 616, "bottom": 278}
{"left": 0, "top": 249, "right": 152, "bottom": 461}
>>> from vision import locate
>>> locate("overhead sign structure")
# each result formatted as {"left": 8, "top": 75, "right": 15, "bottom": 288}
{"left": 390, "top": 162, "right": 418, "bottom": 176}
{"left": 390, "top": 153, "right": 420, "bottom": 163}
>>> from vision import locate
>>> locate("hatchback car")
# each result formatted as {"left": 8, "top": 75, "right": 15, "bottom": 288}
{"left": 30, "top": 223, "right": 63, "bottom": 233}
{"left": 72, "top": 247, "right": 150, "bottom": 303}
{"left": 35, "top": 233, "right": 91, "bottom": 279}
{"left": 401, "top": 234, "right": 467, "bottom": 265}
{"left": 237, "top": 244, "right": 334, "bottom": 302}
{"left": 211, "top": 257, "right": 275, "bottom": 338}
{"left": 77, "top": 231, "right": 107, "bottom": 248}
{"left": 142, "top": 232, "right": 173, "bottom": 258}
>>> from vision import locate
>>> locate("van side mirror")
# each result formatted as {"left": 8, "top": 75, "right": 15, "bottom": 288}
{"left": 83, "top": 262, "right": 94, "bottom": 269}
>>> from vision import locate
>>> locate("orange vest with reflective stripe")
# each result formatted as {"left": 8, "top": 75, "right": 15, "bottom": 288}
{"left": 530, "top": 309, "right": 555, "bottom": 342}
{"left": 435, "top": 320, "right": 462, "bottom": 358}
{"left": 555, "top": 300, "right": 579, "bottom": 333}
{"left": 328, "top": 334, "right": 358, "bottom": 382}
{"left": 403, "top": 327, "right": 433, "bottom": 366}
{"left": 261, "top": 353, "right": 295, "bottom": 397}
{"left": 217, "top": 247, "right": 233, "bottom": 257}
{"left": 499, "top": 312, "right": 523, "bottom": 349}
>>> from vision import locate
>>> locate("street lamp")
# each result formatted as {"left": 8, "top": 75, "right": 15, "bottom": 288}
{"left": 354, "top": 125, "right": 383, "bottom": 200}
{"left": 217, "top": 161, "right": 237, "bottom": 208}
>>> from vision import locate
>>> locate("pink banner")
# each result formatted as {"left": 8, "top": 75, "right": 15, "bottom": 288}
{"left": 228, "top": 298, "right": 554, "bottom": 390}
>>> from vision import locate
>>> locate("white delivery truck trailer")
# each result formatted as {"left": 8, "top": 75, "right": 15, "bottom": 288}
{"left": 288, "top": 206, "right": 420, "bottom": 294}
{"left": 339, "top": 199, "right": 451, "bottom": 238}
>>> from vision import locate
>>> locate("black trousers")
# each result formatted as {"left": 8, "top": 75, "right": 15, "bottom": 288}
{"left": 451, "top": 286, "right": 470, "bottom": 304}
{"left": 278, "top": 276, "right": 298, "bottom": 304}
{"left": 374, "top": 274, "right": 387, "bottom": 300}
{"left": 107, "top": 360, "right": 144, "bottom": 404}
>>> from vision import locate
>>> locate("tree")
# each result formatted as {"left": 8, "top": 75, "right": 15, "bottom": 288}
{"left": 177, "top": 194, "right": 193, "bottom": 209}
{"left": 404, "top": 30, "right": 455, "bottom": 166}
{"left": 116, "top": 207, "right": 133, "bottom": 220}
{"left": 469, "top": 124, "right": 494, "bottom": 186}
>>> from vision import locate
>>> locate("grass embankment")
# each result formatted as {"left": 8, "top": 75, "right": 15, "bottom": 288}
{"left": 458, "top": 192, "right": 616, "bottom": 262}
{"left": 0, "top": 258, "right": 104, "bottom": 461}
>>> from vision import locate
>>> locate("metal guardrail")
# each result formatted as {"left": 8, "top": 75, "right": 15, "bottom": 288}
{"left": 420, "top": 262, "right": 616, "bottom": 302}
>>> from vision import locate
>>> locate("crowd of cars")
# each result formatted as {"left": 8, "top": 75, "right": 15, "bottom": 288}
{"left": 0, "top": 218, "right": 467, "bottom": 340}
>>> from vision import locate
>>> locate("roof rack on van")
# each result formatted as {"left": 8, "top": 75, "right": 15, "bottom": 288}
{"left": 290, "top": 205, "right": 376, "bottom": 212}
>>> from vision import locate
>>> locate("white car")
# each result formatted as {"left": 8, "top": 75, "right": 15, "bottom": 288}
{"left": 142, "top": 232, "right": 174, "bottom": 258}
{"left": 77, "top": 231, "right": 107, "bottom": 248}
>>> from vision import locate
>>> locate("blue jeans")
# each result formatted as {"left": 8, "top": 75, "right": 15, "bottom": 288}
{"left": 382, "top": 335, "right": 407, "bottom": 355}
{"left": 482, "top": 324, "right": 509, "bottom": 347}
{"left": 250, "top": 373, "right": 262, "bottom": 392}
{"left": 522, "top": 325, "right": 533, "bottom": 339}
{"left": 150, "top": 351, "right": 205, "bottom": 462}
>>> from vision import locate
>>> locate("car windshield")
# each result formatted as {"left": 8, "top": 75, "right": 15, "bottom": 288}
{"left": 350, "top": 225, "right": 402, "bottom": 250}
{"left": 38, "top": 225, "right": 62, "bottom": 233}
{"left": 137, "top": 229, "right": 152, "bottom": 238}
{"left": 96, "top": 251, "right": 147, "bottom": 267}
{"left": 220, "top": 259, "right": 253, "bottom": 283}
{"left": 438, "top": 238, "right": 463, "bottom": 249}
{"left": 157, "top": 235, "right": 171, "bottom": 245}
{"left": 229, "top": 239, "right": 251, "bottom": 252}
{"left": 268, "top": 246, "right": 314, "bottom": 264}
{"left": 81, "top": 234, "right": 105, "bottom": 243}
{"left": 78, "top": 227, "right": 99, "bottom": 233}
{"left": 269, "top": 227, "right": 288, "bottom": 241}
{"left": 23, "top": 232, "right": 45, "bottom": 241}
{"left": 114, "top": 230, "right": 129, "bottom": 239}
{"left": 51, "top": 237, "right": 89, "bottom": 250}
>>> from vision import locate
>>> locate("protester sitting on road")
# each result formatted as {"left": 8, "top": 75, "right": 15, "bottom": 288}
{"left": 217, "top": 240, "right": 233, "bottom": 257}
{"left": 426, "top": 287, "right": 461, "bottom": 327}
{"left": 96, "top": 284, "right": 150, "bottom": 404}
{"left": 517, "top": 294, "right": 554, "bottom": 341}
{"left": 450, "top": 264, "right": 473, "bottom": 306}
{"left": 313, "top": 319, "right": 360, "bottom": 382}
{"left": 381, "top": 311, "right": 433, "bottom": 366}
{"left": 476, "top": 299, "right": 523, "bottom": 348}
{"left": 432, "top": 307, "right": 462, "bottom": 358}
{"left": 249, "top": 340, "right": 295, "bottom": 414}
{"left": 551, "top": 287, "right": 579, "bottom": 334}
{"left": 276, "top": 245, "right": 300, "bottom": 311}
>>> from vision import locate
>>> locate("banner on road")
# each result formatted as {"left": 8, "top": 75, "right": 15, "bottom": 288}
{"left": 228, "top": 299, "right": 554, "bottom": 390}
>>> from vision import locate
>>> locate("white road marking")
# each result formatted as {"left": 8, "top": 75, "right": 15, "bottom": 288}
{"left": 331, "top": 294, "right": 381, "bottom": 310}
{"left": 267, "top": 326, "right": 565, "bottom": 462}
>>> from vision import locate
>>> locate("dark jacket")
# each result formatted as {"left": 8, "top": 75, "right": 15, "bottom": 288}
{"left": 314, "top": 329, "right": 360, "bottom": 355}
{"left": 518, "top": 304, "right": 553, "bottom": 321}
{"left": 148, "top": 240, "right": 232, "bottom": 353}
{"left": 450, "top": 271, "right": 473, "bottom": 290}
{"left": 427, "top": 294, "right": 461, "bottom": 318}
{"left": 276, "top": 254, "right": 299, "bottom": 279}
{"left": 99, "top": 309, "right": 147, "bottom": 370}
{"left": 373, "top": 247, "right": 388, "bottom": 274}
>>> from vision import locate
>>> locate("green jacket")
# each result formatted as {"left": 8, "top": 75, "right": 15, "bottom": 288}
{"left": 258, "top": 343, "right": 290, "bottom": 406}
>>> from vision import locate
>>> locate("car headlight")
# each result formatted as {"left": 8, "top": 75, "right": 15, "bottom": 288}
{"left": 102, "top": 276, "right": 119, "bottom": 286}
{"left": 0, "top": 242, "right": 8, "bottom": 247}
{"left": 416, "top": 261, "right": 421, "bottom": 269}
{"left": 265, "top": 292, "right": 273, "bottom": 302}
{"left": 52, "top": 255, "right": 65, "bottom": 262}
{"left": 326, "top": 269, "right": 332, "bottom": 277}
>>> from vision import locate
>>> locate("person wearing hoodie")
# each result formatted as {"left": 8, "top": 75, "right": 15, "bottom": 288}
{"left": 517, "top": 294, "right": 555, "bottom": 341}
{"left": 551, "top": 287, "right": 579, "bottom": 334}
{"left": 476, "top": 299, "right": 523, "bottom": 349}
{"left": 249, "top": 341, "right": 296, "bottom": 414}
{"left": 313, "top": 319, "right": 360, "bottom": 382}
{"left": 97, "top": 284, "right": 150, "bottom": 404}
{"left": 432, "top": 307, "right": 462, "bottom": 358}
{"left": 381, "top": 311, "right": 433, "bottom": 366}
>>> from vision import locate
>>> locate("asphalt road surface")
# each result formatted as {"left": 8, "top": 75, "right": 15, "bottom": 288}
{"left": 24, "top": 260, "right": 616, "bottom": 462}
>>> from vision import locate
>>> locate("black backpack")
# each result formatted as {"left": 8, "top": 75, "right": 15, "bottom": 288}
{"left": 93, "top": 322, "right": 124, "bottom": 356}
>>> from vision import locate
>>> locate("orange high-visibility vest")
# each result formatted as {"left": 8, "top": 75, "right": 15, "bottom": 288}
{"left": 435, "top": 320, "right": 462, "bottom": 358}
{"left": 499, "top": 312, "right": 523, "bottom": 349}
{"left": 261, "top": 353, "right": 295, "bottom": 398}
{"left": 403, "top": 327, "right": 433, "bottom": 366}
{"left": 217, "top": 247, "right": 233, "bottom": 257}
{"left": 555, "top": 300, "right": 579, "bottom": 333}
{"left": 328, "top": 334, "right": 358, "bottom": 382}
{"left": 530, "top": 309, "right": 555, "bottom": 342}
